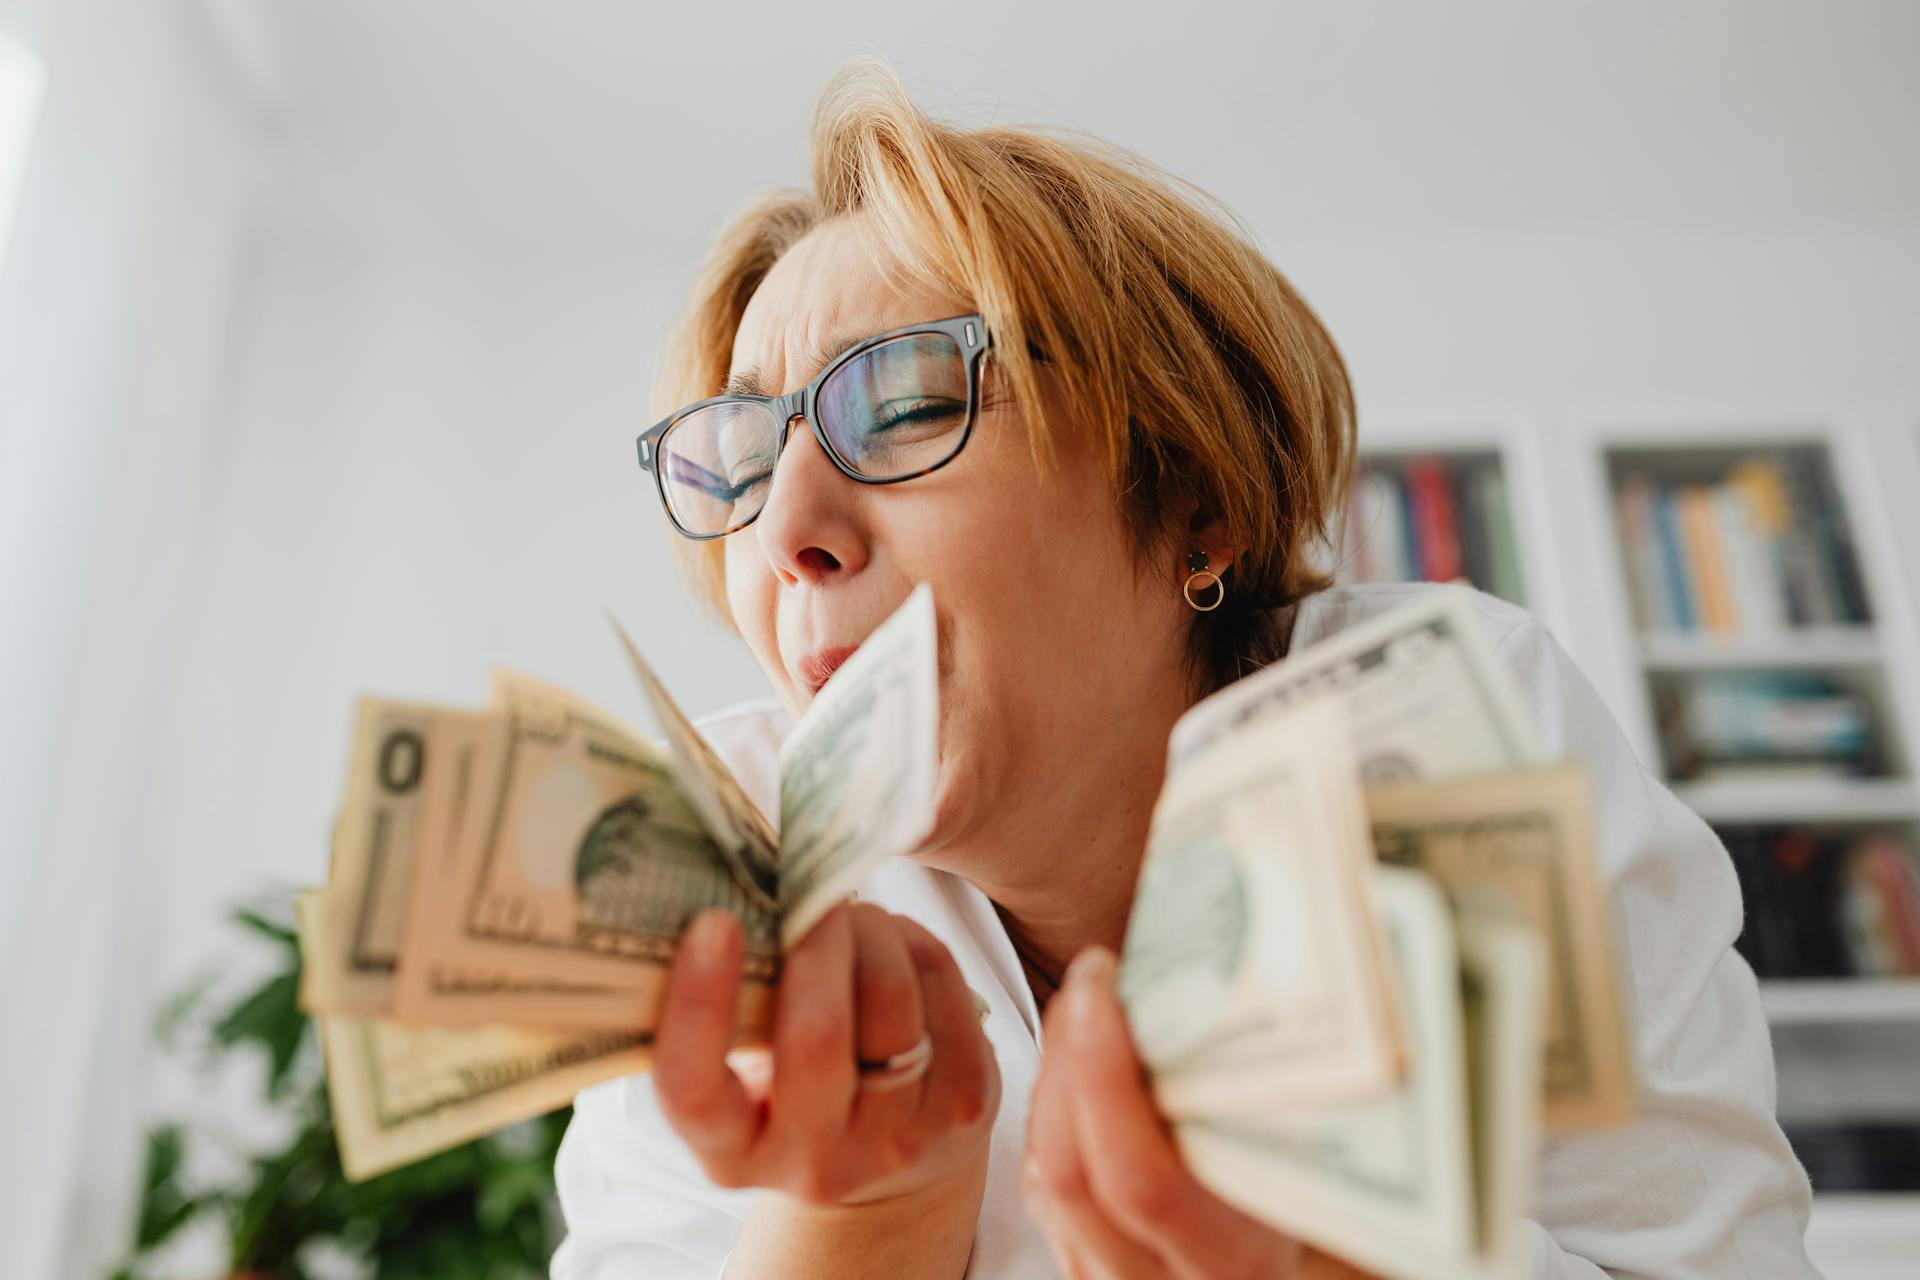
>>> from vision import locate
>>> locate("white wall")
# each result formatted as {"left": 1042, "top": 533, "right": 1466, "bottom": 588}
{"left": 146, "top": 239, "right": 763, "bottom": 981}
{"left": 4, "top": 2, "right": 1919, "bottom": 1277}
{"left": 0, "top": 0, "right": 262, "bottom": 1275}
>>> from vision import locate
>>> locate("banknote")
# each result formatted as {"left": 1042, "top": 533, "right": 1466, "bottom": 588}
{"left": 299, "top": 589, "right": 950, "bottom": 1176}
{"left": 298, "top": 894, "right": 654, "bottom": 1183}
{"left": 313, "top": 698, "right": 484, "bottom": 1016}
{"left": 776, "top": 584, "right": 940, "bottom": 947}
{"left": 394, "top": 668, "right": 780, "bottom": 1025}
{"left": 1457, "top": 912, "right": 1545, "bottom": 1268}
{"left": 1167, "top": 868, "right": 1546, "bottom": 1280}
{"left": 611, "top": 615, "right": 780, "bottom": 914}
{"left": 1366, "top": 765, "right": 1634, "bottom": 1130}
{"left": 311, "top": 697, "right": 617, "bottom": 1024}
{"left": 1169, "top": 589, "right": 1542, "bottom": 783}
{"left": 383, "top": 710, "right": 725, "bottom": 1033}
{"left": 1120, "top": 697, "right": 1404, "bottom": 1110}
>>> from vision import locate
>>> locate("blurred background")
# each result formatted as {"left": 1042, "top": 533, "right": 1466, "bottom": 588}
{"left": 2, "top": 1, "right": 1918, "bottom": 1277}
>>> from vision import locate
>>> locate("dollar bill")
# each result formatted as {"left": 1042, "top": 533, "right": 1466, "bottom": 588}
{"left": 1366, "top": 765, "right": 1635, "bottom": 1130}
{"left": 384, "top": 709, "right": 738, "bottom": 1033}
{"left": 301, "top": 587, "right": 944, "bottom": 1175}
{"left": 776, "top": 583, "right": 940, "bottom": 947}
{"left": 311, "top": 697, "right": 618, "bottom": 1024}
{"left": 610, "top": 614, "right": 781, "bottom": 914}
{"left": 1167, "top": 868, "right": 1545, "bottom": 1280}
{"left": 1120, "top": 697, "right": 1404, "bottom": 1110}
{"left": 1169, "top": 589, "right": 1542, "bottom": 784}
{"left": 395, "top": 668, "right": 781, "bottom": 1017}
{"left": 298, "top": 894, "right": 654, "bottom": 1183}
{"left": 1457, "top": 911, "right": 1546, "bottom": 1268}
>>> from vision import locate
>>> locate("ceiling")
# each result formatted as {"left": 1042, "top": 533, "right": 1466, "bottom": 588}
{"left": 196, "top": 1, "right": 1920, "bottom": 256}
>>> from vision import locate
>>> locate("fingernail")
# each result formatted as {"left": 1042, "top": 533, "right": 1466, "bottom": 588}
{"left": 686, "top": 910, "right": 732, "bottom": 965}
{"left": 1065, "top": 945, "right": 1116, "bottom": 993}
{"left": 1064, "top": 947, "right": 1117, "bottom": 1036}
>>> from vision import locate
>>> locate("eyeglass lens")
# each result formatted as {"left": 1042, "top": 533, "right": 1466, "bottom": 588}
{"left": 657, "top": 331, "right": 970, "bottom": 537}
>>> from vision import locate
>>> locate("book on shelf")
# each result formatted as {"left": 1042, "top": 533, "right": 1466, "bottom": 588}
{"left": 1723, "top": 828, "right": 1920, "bottom": 981}
{"left": 1613, "top": 454, "right": 1871, "bottom": 635}
{"left": 1782, "top": 1122, "right": 1920, "bottom": 1193}
{"left": 1404, "top": 459, "right": 1463, "bottom": 583}
{"left": 1657, "top": 672, "right": 1876, "bottom": 781}
{"left": 1342, "top": 456, "right": 1524, "bottom": 604}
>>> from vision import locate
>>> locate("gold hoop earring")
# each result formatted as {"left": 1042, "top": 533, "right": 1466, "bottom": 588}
{"left": 1183, "top": 551, "right": 1226, "bottom": 612}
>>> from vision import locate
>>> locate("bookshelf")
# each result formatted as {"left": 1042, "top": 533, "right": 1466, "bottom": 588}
{"left": 1341, "top": 440, "right": 1530, "bottom": 607}
{"left": 1670, "top": 777, "right": 1919, "bottom": 826}
{"left": 1637, "top": 624, "right": 1882, "bottom": 672}
{"left": 1762, "top": 978, "right": 1920, "bottom": 1025}
{"left": 1593, "top": 428, "right": 1920, "bottom": 1248}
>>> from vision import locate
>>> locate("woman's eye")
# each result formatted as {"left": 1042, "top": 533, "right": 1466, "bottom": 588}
{"left": 870, "top": 398, "right": 964, "bottom": 432}
{"left": 726, "top": 462, "right": 773, "bottom": 492}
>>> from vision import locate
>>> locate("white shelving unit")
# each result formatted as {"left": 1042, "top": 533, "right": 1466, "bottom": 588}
{"left": 1342, "top": 423, "right": 1546, "bottom": 616}
{"left": 1670, "top": 777, "right": 1920, "bottom": 826}
{"left": 1804, "top": 1193, "right": 1920, "bottom": 1280}
{"left": 1349, "top": 414, "right": 1920, "bottom": 1276}
{"left": 1586, "top": 424, "right": 1920, "bottom": 1276}
{"left": 1638, "top": 625, "right": 1883, "bottom": 672}
{"left": 1762, "top": 978, "right": 1920, "bottom": 1025}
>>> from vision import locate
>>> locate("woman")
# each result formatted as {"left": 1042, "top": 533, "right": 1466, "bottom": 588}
{"left": 553, "top": 60, "right": 1815, "bottom": 1279}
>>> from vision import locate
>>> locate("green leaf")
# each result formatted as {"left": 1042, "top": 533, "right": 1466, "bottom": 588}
{"left": 212, "top": 972, "right": 299, "bottom": 1048}
{"left": 210, "top": 971, "right": 310, "bottom": 1097}
{"left": 475, "top": 1161, "right": 552, "bottom": 1231}
{"left": 123, "top": 1124, "right": 220, "bottom": 1256}
{"left": 121, "top": 895, "right": 574, "bottom": 1280}
{"left": 152, "top": 969, "right": 219, "bottom": 1051}
{"left": 230, "top": 905, "right": 298, "bottom": 948}
{"left": 143, "top": 1125, "right": 183, "bottom": 1192}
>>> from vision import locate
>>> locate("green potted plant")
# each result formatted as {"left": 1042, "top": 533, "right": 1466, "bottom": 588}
{"left": 113, "top": 902, "right": 572, "bottom": 1280}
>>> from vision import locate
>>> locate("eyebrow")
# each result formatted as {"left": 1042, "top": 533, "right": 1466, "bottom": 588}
{"left": 724, "top": 330, "right": 870, "bottom": 398}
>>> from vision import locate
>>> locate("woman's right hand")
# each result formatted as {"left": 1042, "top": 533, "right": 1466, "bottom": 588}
{"left": 652, "top": 901, "right": 1001, "bottom": 1208}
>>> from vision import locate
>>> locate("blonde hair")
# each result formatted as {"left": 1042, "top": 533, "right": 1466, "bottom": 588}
{"left": 653, "top": 57, "right": 1355, "bottom": 690}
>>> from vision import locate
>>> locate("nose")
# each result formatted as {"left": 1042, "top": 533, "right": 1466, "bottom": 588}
{"left": 752, "top": 413, "right": 868, "bottom": 588}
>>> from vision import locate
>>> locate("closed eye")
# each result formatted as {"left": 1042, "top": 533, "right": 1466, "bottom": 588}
{"left": 664, "top": 453, "right": 768, "bottom": 503}
{"left": 870, "top": 398, "right": 965, "bottom": 432}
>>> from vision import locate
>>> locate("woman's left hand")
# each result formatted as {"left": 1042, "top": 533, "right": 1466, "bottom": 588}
{"left": 1022, "top": 946, "right": 1376, "bottom": 1280}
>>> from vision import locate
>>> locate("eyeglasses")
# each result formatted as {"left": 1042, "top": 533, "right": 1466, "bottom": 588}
{"left": 637, "top": 313, "right": 991, "bottom": 540}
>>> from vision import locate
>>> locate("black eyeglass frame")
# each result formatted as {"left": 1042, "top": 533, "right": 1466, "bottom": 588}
{"left": 636, "top": 313, "right": 992, "bottom": 540}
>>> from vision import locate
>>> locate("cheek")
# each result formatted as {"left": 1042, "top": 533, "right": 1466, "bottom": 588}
{"left": 936, "top": 466, "right": 1154, "bottom": 722}
{"left": 724, "top": 541, "right": 780, "bottom": 670}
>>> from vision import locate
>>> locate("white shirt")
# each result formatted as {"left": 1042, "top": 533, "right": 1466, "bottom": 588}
{"left": 551, "top": 583, "right": 1817, "bottom": 1279}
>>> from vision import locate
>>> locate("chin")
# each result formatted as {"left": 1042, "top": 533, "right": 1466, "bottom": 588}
{"left": 911, "top": 694, "right": 981, "bottom": 871}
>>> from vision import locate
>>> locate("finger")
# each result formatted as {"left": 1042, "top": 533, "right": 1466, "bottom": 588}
{"left": 1024, "top": 1053, "right": 1164, "bottom": 1280}
{"left": 1058, "top": 947, "right": 1290, "bottom": 1277}
{"left": 847, "top": 907, "right": 930, "bottom": 1134}
{"left": 850, "top": 904, "right": 927, "bottom": 1065}
{"left": 1040, "top": 1197, "right": 1167, "bottom": 1280}
{"left": 768, "top": 900, "right": 858, "bottom": 1140}
{"left": 652, "top": 910, "right": 758, "bottom": 1177}
{"left": 896, "top": 918, "right": 997, "bottom": 1136}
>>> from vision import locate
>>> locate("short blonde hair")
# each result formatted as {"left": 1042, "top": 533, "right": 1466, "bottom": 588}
{"left": 653, "top": 58, "right": 1354, "bottom": 690}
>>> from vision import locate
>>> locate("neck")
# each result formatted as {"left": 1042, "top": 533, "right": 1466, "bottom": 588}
{"left": 932, "top": 686, "right": 1190, "bottom": 1015}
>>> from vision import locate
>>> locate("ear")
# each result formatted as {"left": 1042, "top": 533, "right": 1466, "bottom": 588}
{"left": 1176, "top": 493, "right": 1242, "bottom": 582}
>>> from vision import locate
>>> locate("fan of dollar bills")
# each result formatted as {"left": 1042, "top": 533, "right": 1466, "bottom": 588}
{"left": 296, "top": 586, "right": 1634, "bottom": 1280}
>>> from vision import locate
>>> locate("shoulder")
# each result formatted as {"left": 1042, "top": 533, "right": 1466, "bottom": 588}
{"left": 1292, "top": 580, "right": 1540, "bottom": 655}
{"left": 692, "top": 696, "right": 792, "bottom": 824}
{"left": 692, "top": 695, "right": 792, "bottom": 747}
{"left": 1292, "top": 582, "right": 1620, "bottom": 770}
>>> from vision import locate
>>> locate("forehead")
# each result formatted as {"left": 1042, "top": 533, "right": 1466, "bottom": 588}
{"left": 730, "top": 215, "right": 970, "bottom": 396}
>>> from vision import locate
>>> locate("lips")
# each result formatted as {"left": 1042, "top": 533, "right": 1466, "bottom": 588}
{"left": 795, "top": 644, "right": 861, "bottom": 696}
